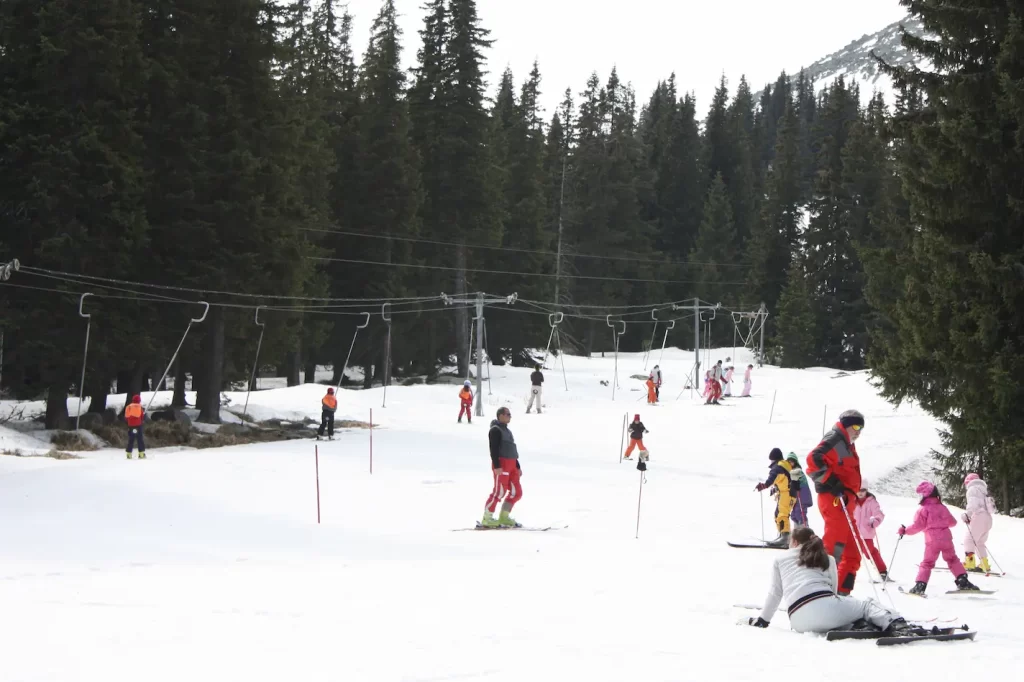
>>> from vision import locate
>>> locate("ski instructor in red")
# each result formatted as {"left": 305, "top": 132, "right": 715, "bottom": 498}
{"left": 806, "top": 409, "right": 865, "bottom": 595}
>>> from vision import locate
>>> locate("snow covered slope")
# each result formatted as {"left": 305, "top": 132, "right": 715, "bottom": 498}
{"left": 1, "top": 349, "right": 1020, "bottom": 681}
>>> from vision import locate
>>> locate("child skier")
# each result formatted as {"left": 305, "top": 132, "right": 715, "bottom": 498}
{"left": 317, "top": 387, "right": 337, "bottom": 440}
{"left": 898, "top": 481, "right": 980, "bottom": 595}
{"left": 623, "top": 414, "right": 648, "bottom": 460}
{"left": 755, "top": 448, "right": 793, "bottom": 547}
{"left": 124, "top": 394, "right": 146, "bottom": 460}
{"left": 645, "top": 375, "right": 657, "bottom": 404}
{"left": 741, "top": 364, "right": 753, "bottom": 397}
{"left": 854, "top": 488, "right": 888, "bottom": 580}
{"left": 722, "top": 365, "right": 734, "bottom": 397}
{"left": 458, "top": 380, "right": 473, "bottom": 424}
{"left": 786, "top": 452, "right": 813, "bottom": 530}
{"left": 652, "top": 364, "right": 663, "bottom": 401}
{"left": 962, "top": 473, "right": 997, "bottom": 574}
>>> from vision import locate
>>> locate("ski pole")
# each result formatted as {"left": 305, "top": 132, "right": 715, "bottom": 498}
{"left": 886, "top": 534, "right": 904, "bottom": 581}
{"left": 618, "top": 412, "right": 627, "bottom": 463}
{"left": 635, "top": 468, "right": 645, "bottom": 539}
{"left": 759, "top": 490, "right": 765, "bottom": 543}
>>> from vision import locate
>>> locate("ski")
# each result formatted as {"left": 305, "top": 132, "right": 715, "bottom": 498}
{"left": 944, "top": 590, "right": 996, "bottom": 595}
{"left": 877, "top": 631, "right": 976, "bottom": 645}
{"left": 826, "top": 625, "right": 975, "bottom": 645}
{"left": 727, "top": 541, "right": 786, "bottom": 550}
{"left": 453, "top": 524, "right": 568, "bottom": 532}
{"left": 898, "top": 586, "right": 928, "bottom": 598}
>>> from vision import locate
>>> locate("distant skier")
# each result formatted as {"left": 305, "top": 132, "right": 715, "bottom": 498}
{"left": 854, "top": 488, "right": 888, "bottom": 580}
{"left": 645, "top": 375, "right": 657, "bottom": 404}
{"left": 805, "top": 409, "right": 865, "bottom": 595}
{"left": 704, "top": 368, "right": 722, "bottom": 405}
{"left": 962, "top": 473, "right": 997, "bottom": 574}
{"left": 481, "top": 407, "right": 523, "bottom": 528}
{"left": 898, "top": 481, "right": 979, "bottom": 595}
{"left": 317, "top": 387, "right": 337, "bottom": 440}
{"left": 755, "top": 448, "right": 794, "bottom": 547}
{"left": 623, "top": 414, "right": 648, "bottom": 460}
{"left": 526, "top": 364, "right": 544, "bottom": 414}
{"left": 786, "top": 452, "right": 813, "bottom": 530}
{"left": 722, "top": 364, "right": 734, "bottom": 397}
{"left": 458, "top": 380, "right": 473, "bottom": 424}
{"left": 741, "top": 364, "right": 753, "bottom": 397}
{"left": 651, "top": 364, "right": 663, "bottom": 401}
{"left": 124, "top": 394, "right": 146, "bottom": 460}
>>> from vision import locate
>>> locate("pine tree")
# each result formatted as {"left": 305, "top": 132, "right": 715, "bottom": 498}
{"left": 689, "top": 174, "right": 736, "bottom": 305}
{"left": 774, "top": 259, "right": 817, "bottom": 368}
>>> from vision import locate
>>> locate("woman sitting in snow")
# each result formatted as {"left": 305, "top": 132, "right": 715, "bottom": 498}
{"left": 747, "top": 527, "right": 919, "bottom": 636}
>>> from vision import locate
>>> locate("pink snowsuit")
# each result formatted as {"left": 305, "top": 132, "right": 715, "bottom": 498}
{"left": 904, "top": 497, "right": 966, "bottom": 583}
{"left": 854, "top": 493, "right": 886, "bottom": 573}
{"left": 964, "top": 479, "right": 996, "bottom": 559}
{"left": 741, "top": 367, "right": 752, "bottom": 397}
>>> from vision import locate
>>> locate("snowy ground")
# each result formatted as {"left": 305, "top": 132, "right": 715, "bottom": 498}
{"left": 1, "top": 347, "right": 1021, "bottom": 681}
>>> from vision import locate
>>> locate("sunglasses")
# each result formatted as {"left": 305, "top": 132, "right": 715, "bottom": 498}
{"left": 851, "top": 425, "right": 863, "bottom": 432}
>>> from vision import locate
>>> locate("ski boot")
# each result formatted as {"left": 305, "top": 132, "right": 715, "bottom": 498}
{"left": 884, "top": 617, "right": 929, "bottom": 637}
{"left": 480, "top": 511, "right": 500, "bottom": 528}
{"left": 909, "top": 581, "right": 927, "bottom": 595}
{"left": 980, "top": 557, "right": 991, "bottom": 573}
{"left": 497, "top": 509, "right": 519, "bottom": 528}
{"left": 964, "top": 552, "right": 979, "bottom": 572}
{"left": 765, "top": 532, "right": 790, "bottom": 548}
{"left": 878, "top": 571, "right": 889, "bottom": 583}
{"left": 138, "top": 451, "right": 146, "bottom": 460}
{"left": 955, "top": 573, "right": 980, "bottom": 591}
{"left": 126, "top": 451, "right": 133, "bottom": 460}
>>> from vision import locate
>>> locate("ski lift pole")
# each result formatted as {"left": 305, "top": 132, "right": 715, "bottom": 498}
{"left": 148, "top": 302, "right": 209, "bottom": 412}
{"left": 552, "top": 314, "right": 568, "bottom": 391}
{"left": 542, "top": 311, "right": 563, "bottom": 368}
{"left": 482, "top": 316, "right": 493, "bottom": 396}
{"left": 75, "top": 293, "right": 93, "bottom": 431}
{"left": 644, "top": 309, "right": 659, "bottom": 371}
{"left": 606, "top": 315, "right": 626, "bottom": 400}
{"left": 381, "top": 303, "right": 392, "bottom": 407}
{"left": 243, "top": 306, "right": 266, "bottom": 419}
{"left": 658, "top": 318, "right": 676, "bottom": 367}
{"left": 336, "top": 312, "right": 371, "bottom": 392}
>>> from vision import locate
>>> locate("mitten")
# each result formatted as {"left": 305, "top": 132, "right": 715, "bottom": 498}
{"left": 748, "top": 617, "right": 769, "bottom": 628}
{"left": 961, "top": 513, "right": 969, "bottom": 523}
{"left": 755, "top": 482, "right": 767, "bottom": 492}
{"left": 897, "top": 525, "right": 906, "bottom": 536}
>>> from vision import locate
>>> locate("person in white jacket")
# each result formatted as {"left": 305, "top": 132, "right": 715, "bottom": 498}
{"left": 962, "top": 473, "right": 997, "bottom": 573}
{"left": 746, "top": 527, "right": 918, "bottom": 635}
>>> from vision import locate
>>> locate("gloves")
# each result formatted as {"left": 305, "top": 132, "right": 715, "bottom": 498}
{"left": 755, "top": 482, "right": 767, "bottom": 492}
{"left": 748, "top": 617, "right": 769, "bottom": 628}
{"left": 961, "top": 513, "right": 970, "bottom": 523}
{"left": 898, "top": 525, "right": 906, "bottom": 537}
{"left": 870, "top": 517, "right": 879, "bottom": 528}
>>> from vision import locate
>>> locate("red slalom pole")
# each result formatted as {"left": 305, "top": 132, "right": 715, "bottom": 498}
{"left": 370, "top": 408, "right": 373, "bottom": 474}
{"left": 315, "top": 444, "right": 321, "bottom": 524}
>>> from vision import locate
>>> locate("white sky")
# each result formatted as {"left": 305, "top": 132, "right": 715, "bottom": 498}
{"left": 343, "top": 0, "right": 909, "bottom": 118}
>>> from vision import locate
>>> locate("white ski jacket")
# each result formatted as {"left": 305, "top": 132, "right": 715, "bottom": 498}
{"left": 760, "top": 547, "right": 838, "bottom": 623}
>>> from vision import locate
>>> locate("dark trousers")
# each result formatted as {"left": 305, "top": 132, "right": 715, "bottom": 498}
{"left": 318, "top": 410, "right": 335, "bottom": 437}
{"left": 126, "top": 425, "right": 146, "bottom": 454}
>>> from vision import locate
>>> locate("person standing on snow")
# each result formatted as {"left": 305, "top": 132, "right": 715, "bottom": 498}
{"left": 741, "top": 364, "right": 753, "bottom": 397}
{"left": 526, "top": 364, "right": 544, "bottom": 414}
{"left": 124, "top": 394, "right": 146, "bottom": 460}
{"left": 623, "top": 414, "right": 648, "bottom": 460}
{"left": 805, "top": 409, "right": 865, "bottom": 595}
{"left": 722, "top": 364, "right": 734, "bottom": 397}
{"left": 755, "top": 448, "right": 794, "bottom": 547}
{"left": 854, "top": 488, "right": 888, "bottom": 581}
{"left": 652, "top": 364, "right": 663, "bottom": 401}
{"left": 786, "top": 452, "right": 813, "bottom": 530}
{"left": 645, "top": 374, "right": 657, "bottom": 404}
{"left": 458, "top": 380, "right": 474, "bottom": 424}
{"left": 317, "top": 387, "right": 337, "bottom": 440}
{"left": 746, "top": 527, "right": 920, "bottom": 636}
{"left": 481, "top": 407, "right": 523, "bottom": 527}
{"left": 898, "top": 481, "right": 979, "bottom": 595}
{"left": 962, "top": 473, "right": 997, "bottom": 574}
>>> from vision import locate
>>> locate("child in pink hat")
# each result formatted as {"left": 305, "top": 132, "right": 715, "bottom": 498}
{"left": 962, "top": 473, "right": 997, "bottom": 573}
{"left": 898, "top": 481, "right": 979, "bottom": 595}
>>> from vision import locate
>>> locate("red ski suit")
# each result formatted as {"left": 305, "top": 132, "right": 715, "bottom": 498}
{"left": 806, "top": 423, "right": 863, "bottom": 594}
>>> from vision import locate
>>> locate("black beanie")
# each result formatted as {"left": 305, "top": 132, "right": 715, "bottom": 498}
{"left": 769, "top": 448, "right": 783, "bottom": 461}
{"left": 839, "top": 409, "right": 865, "bottom": 429}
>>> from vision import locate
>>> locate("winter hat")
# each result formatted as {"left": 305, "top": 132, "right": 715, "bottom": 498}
{"left": 916, "top": 481, "right": 936, "bottom": 498}
{"left": 839, "top": 409, "right": 865, "bottom": 430}
{"left": 634, "top": 414, "right": 640, "bottom": 421}
{"left": 464, "top": 380, "right": 472, "bottom": 387}
{"left": 769, "top": 448, "right": 784, "bottom": 462}
{"left": 131, "top": 394, "right": 141, "bottom": 404}
{"left": 326, "top": 388, "right": 334, "bottom": 395}
{"left": 964, "top": 473, "right": 980, "bottom": 486}
{"left": 785, "top": 452, "right": 800, "bottom": 464}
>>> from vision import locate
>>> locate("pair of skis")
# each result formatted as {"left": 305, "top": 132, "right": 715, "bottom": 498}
{"left": 825, "top": 624, "right": 976, "bottom": 645}
{"left": 453, "top": 523, "right": 568, "bottom": 532}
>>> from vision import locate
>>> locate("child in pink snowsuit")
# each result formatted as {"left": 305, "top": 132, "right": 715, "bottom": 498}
{"left": 898, "top": 481, "right": 979, "bottom": 595}
{"left": 854, "top": 488, "right": 887, "bottom": 578}
{"left": 740, "top": 365, "right": 753, "bottom": 397}
{"left": 962, "top": 473, "right": 996, "bottom": 573}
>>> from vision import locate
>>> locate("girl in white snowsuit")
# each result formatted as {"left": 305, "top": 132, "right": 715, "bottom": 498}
{"left": 962, "top": 473, "right": 997, "bottom": 573}
{"left": 741, "top": 365, "right": 753, "bottom": 397}
{"left": 747, "top": 527, "right": 916, "bottom": 636}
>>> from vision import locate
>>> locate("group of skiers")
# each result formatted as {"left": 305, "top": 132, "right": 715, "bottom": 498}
{"left": 704, "top": 359, "right": 754, "bottom": 405}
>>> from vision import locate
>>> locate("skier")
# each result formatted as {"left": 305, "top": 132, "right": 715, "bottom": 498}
{"left": 645, "top": 375, "right": 657, "bottom": 404}
{"left": 722, "top": 364, "right": 734, "bottom": 397}
{"left": 854, "top": 488, "right": 888, "bottom": 580}
{"left": 458, "top": 380, "right": 473, "bottom": 424}
{"left": 124, "top": 394, "right": 146, "bottom": 460}
{"left": 481, "top": 407, "right": 522, "bottom": 527}
{"left": 526, "top": 364, "right": 544, "bottom": 414}
{"left": 741, "top": 364, "right": 753, "bottom": 397}
{"left": 898, "top": 481, "right": 979, "bottom": 595}
{"left": 317, "top": 387, "right": 337, "bottom": 440}
{"left": 962, "top": 473, "right": 997, "bottom": 574}
{"left": 786, "top": 452, "right": 813, "bottom": 530}
{"left": 747, "top": 527, "right": 919, "bottom": 636}
{"left": 623, "top": 414, "right": 648, "bottom": 460}
{"left": 755, "top": 448, "right": 794, "bottom": 547}
{"left": 805, "top": 409, "right": 865, "bottom": 595}
{"left": 704, "top": 369, "right": 722, "bottom": 405}
{"left": 651, "top": 364, "right": 663, "bottom": 401}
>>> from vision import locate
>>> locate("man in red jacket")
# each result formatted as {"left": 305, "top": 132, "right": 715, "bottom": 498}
{"left": 806, "top": 409, "right": 865, "bottom": 595}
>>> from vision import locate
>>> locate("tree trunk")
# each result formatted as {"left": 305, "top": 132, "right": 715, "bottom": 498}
{"left": 362, "top": 363, "right": 373, "bottom": 389}
{"left": 585, "top": 319, "right": 595, "bottom": 357}
{"left": 197, "top": 306, "right": 224, "bottom": 423}
{"left": 45, "top": 382, "right": 70, "bottom": 430}
{"left": 455, "top": 240, "right": 469, "bottom": 377}
{"left": 304, "top": 360, "right": 316, "bottom": 384}
{"left": 286, "top": 343, "right": 301, "bottom": 387}
{"left": 115, "top": 370, "right": 132, "bottom": 395}
{"left": 172, "top": 358, "right": 187, "bottom": 407}
{"left": 86, "top": 378, "right": 108, "bottom": 414}
{"left": 126, "top": 364, "right": 144, "bottom": 408}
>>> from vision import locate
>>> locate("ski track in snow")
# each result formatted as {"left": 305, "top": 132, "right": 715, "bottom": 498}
{"left": 1, "top": 347, "right": 1021, "bottom": 680}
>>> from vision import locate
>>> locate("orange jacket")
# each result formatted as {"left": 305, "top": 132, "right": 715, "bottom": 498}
{"left": 322, "top": 394, "right": 337, "bottom": 412}
{"left": 125, "top": 403, "right": 144, "bottom": 427}
{"left": 459, "top": 388, "right": 473, "bottom": 404}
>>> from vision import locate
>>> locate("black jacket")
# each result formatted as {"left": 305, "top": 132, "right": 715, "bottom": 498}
{"left": 530, "top": 370, "right": 544, "bottom": 386}
{"left": 628, "top": 421, "right": 647, "bottom": 439}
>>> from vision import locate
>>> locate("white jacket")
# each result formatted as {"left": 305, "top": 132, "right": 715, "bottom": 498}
{"left": 760, "top": 548, "right": 838, "bottom": 623}
{"left": 965, "top": 479, "right": 996, "bottom": 518}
